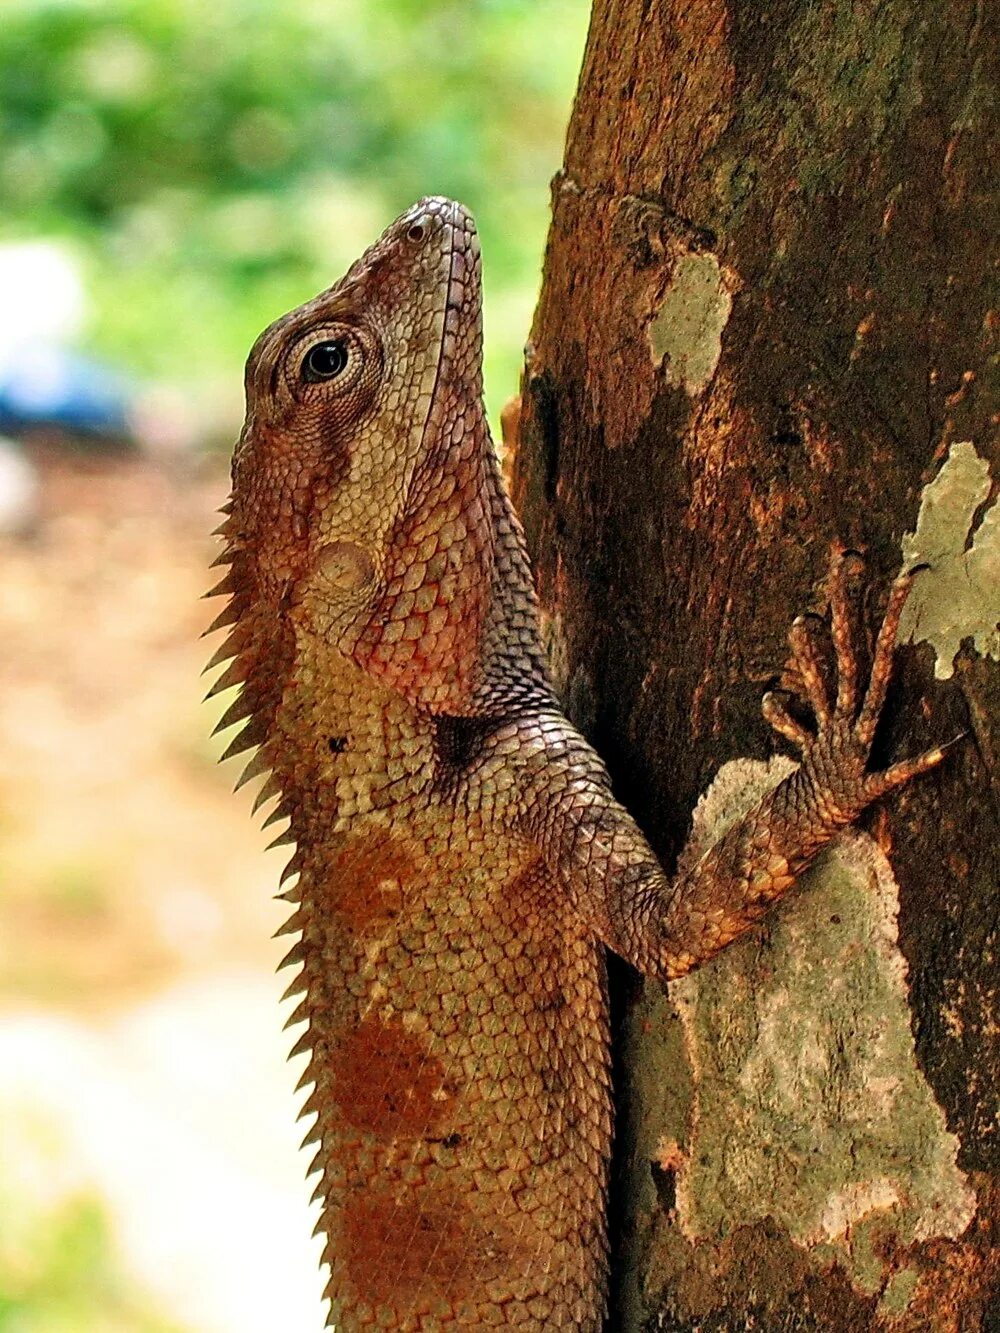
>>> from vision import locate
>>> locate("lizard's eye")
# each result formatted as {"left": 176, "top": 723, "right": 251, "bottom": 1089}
{"left": 302, "top": 340, "right": 349, "bottom": 382}
{"left": 286, "top": 323, "right": 380, "bottom": 412}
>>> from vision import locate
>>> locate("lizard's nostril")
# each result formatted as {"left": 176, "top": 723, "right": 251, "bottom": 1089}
{"left": 406, "top": 221, "right": 427, "bottom": 243}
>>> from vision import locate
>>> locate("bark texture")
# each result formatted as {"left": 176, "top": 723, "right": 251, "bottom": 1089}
{"left": 510, "top": 1, "right": 1000, "bottom": 1328}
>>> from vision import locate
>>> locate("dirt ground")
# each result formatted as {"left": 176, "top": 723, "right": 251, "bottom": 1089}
{"left": 0, "top": 445, "right": 327, "bottom": 1331}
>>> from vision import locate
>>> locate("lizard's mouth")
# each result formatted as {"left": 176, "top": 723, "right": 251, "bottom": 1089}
{"left": 444, "top": 201, "right": 481, "bottom": 323}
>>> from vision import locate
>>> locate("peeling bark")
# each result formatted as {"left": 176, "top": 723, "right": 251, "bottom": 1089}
{"left": 510, "top": 0, "right": 1000, "bottom": 1327}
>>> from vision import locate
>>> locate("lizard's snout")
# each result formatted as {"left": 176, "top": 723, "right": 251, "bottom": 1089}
{"left": 402, "top": 197, "right": 477, "bottom": 247}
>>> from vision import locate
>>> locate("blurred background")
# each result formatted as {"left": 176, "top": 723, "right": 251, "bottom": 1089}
{"left": 0, "top": 2, "right": 588, "bottom": 1328}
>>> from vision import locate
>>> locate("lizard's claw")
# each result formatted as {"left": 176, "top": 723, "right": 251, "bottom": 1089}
{"left": 761, "top": 549, "right": 949, "bottom": 821}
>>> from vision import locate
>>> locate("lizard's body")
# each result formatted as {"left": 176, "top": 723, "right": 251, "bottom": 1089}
{"left": 210, "top": 197, "right": 946, "bottom": 1328}
{"left": 269, "top": 618, "right": 611, "bottom": 1325}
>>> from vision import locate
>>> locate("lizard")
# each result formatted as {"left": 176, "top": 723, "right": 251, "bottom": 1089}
{"left": 206, "top": 196, "right": 949, "bottom": 1330}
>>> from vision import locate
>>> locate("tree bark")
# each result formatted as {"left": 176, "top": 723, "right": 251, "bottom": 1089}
{"left": 509, "top": 1, "right": 999, "bottom": 1328}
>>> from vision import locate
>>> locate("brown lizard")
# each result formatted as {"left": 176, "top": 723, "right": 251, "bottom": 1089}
{"left": 207, "top": 196, "right": 948, "bottom": 1330}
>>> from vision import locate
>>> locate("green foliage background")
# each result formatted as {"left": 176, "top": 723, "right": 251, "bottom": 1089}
{"left": 0, "top": 0, "right": 588, "bottom": 412}
{"left": 0, "top": 1191, "right": 182, "bottom": 1333}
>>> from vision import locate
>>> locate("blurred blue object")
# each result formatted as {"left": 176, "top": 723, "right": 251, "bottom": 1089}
{"left": 0, "top": 344, "right": 134, "bottom": 441}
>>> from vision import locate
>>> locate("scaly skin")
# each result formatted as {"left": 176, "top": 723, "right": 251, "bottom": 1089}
{"left": 207, "top": 197, "right": 947, "bottom": 1329}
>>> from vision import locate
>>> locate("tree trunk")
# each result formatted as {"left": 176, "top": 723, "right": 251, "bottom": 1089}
{"left": 509, "top": 1, "right": 999, "bottom": 1328}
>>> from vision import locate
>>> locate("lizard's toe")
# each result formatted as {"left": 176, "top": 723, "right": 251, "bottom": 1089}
{"left": 762, "top": 690, "right": 812, "bottom": 752}
{"left": 863, "top": 734, "right": 962, "bottom": 800}
{"left": 826, "top": 546, "right": 865, "bottom": 720}
{"left": 788, "top": 614, "right": 833, "bottom": 727}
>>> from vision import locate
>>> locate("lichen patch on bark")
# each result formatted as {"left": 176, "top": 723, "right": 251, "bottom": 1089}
{"left": 647, "top": 252, "right": 734, "bottom": 395}
{"left": 879, "top": 1266, "right": 921, "bottom": 1316}
{"left": 667, "top": 757, "right": 975, "bottom": 1298}
{"left": 898, "top": 440, "right": 1000, "bottom": 680}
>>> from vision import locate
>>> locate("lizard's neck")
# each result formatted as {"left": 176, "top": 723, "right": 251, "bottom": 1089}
{"left": 221, "top": 410, "right": 556, "bottom": 783}
{"left": 345, "top": 402, "right": 556, "bottom": 722}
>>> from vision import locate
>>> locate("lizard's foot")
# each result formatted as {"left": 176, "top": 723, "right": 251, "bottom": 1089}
{"left": 761, "top": 549, "right": 949, "bottom": 821}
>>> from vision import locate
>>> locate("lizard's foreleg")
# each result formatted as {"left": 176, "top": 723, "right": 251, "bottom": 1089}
{"left": 509, "top": 551, "right": 948, "bottom": 981}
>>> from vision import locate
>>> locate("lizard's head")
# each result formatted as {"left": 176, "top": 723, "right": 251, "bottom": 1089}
{"left": 212, "top": 197, "right": 496, "bottom": 724}
{"left": 233, "top": 196, "right": 481, "bottom": 607}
